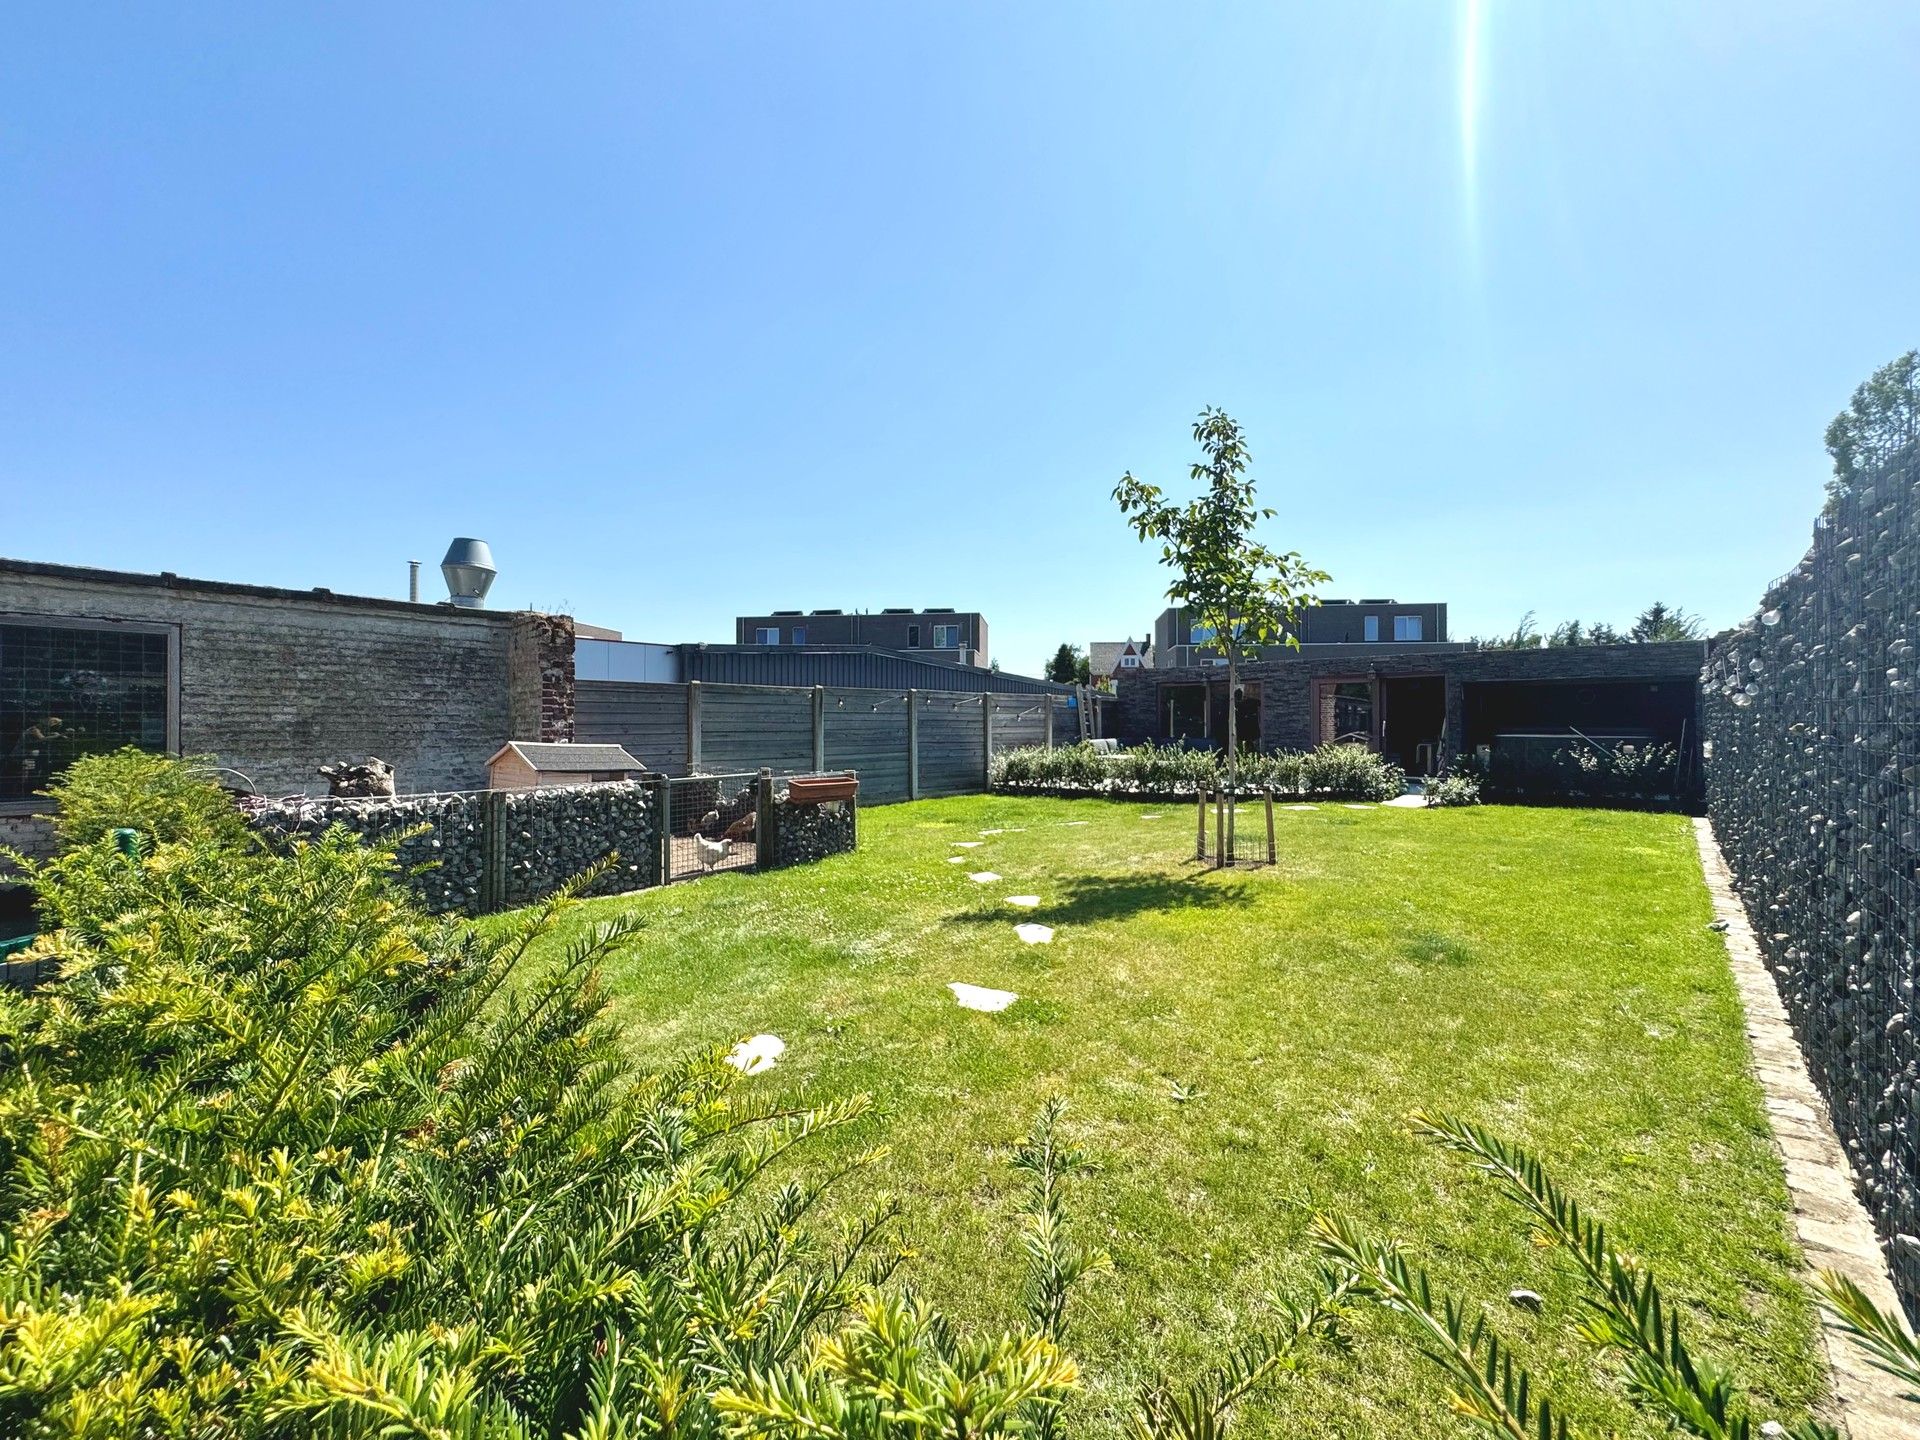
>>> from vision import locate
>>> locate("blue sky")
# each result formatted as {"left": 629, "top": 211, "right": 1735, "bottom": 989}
{"left": 4, "top": 3, "right": 1917, "bottom": 675}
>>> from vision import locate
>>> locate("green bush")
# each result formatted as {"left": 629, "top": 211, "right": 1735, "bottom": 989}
{"left": 990, "top": 742, "right": 1403, "bottom": 801}
{"left": 41, "top": 745, "right": 252, "bottom": 849}
{"left": 1423, "top": 773, "right": 1482, "bottom": 807}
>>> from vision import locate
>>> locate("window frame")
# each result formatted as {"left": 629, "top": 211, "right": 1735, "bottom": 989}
{"left": 931, "top": 623, "right": 960, "bottom": 649}
{"left": 754, "top": 626, "right": 780, "bottom": 645}
{"left": 0, "top": 613, "right": 181, "bottom": 814}
{"left": 1394, "top": 614, "right": 1423, "bottom": 642}
{"left": 1363, "top": 615, "right": 1380, "bottom": 642}
{"left": 790, "top": 626, "right": 806, "bottom": 646}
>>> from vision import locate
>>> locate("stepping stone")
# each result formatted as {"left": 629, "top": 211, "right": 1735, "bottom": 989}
{"left": 1285, "top": 804, "right": 1318, "bottom": 811}
{"left": 1342, "top": 804, "right": 1375, "bottom": 810}
{"left": 1140, "top": 813, "right": 1162, "bottom": 820}
{"left": 953, "top": 841, "right": 983, "bottom": 848}
{"left": 946, "top": 856, "right": 967, "bottom": 864}
{"left": 980, "top": 828, "right": 1005, "bottom": 835}
{"left": 1006, "top": 895, "right": 1041, "bottom": 908}
{"left": 968, "top": 871, "right": 1001, "bottom": 883}
{"left": 1060, "top": 821, "right": 1088, "bottom": 827}
{"left": 1383, "top": 794, "right": 1426, "bottom": 808}
{"left": 724, "top": 1034, "right": 785, "bottom": 1075}
{"left": 949, "top": 981, "right": 1018, "bottom": 1012}
{"left": 1014, "top": 923, "right": 1055, "bottom": 945}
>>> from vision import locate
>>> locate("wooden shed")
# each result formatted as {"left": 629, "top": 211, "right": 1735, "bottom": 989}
{"left": 487, "top": 741, "right": 645, "bottom": 792}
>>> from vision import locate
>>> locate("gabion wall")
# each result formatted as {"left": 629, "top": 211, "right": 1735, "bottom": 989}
{"left": 249, "top": 782, "right": 660, "bottom": 915}
{"left": 764, "top": 798, "right": 856, "bottom": 868}
{"left": 1703, "top": 446, "right": 1920, "bottom": 1318}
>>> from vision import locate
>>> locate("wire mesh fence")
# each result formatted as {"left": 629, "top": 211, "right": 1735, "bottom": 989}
{"left": 1703, "top": 446, "right": 1920, "bottom": 1320}
{"left": 662, "top": 772, "right": 763, "bottom": 881}
{"left": 1192, "top": 789, "right": 1278, "bottom": 868}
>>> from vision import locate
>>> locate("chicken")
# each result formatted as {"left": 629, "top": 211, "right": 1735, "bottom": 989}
{"left": 695, "top": 808, "right": 720, "bottom": 836}
{"left": 723, "top": 811, "right": 756, "bottom": 842}
{"left": 694, "top": 834, "right": 734, "bottom": 870}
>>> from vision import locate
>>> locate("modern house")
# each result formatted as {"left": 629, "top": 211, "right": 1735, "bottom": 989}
{"left": 1113, "top": 641, "right": 1706, "bottom": 781}
{"left": 734, "top": 608, "right": 987, "bottom": 668}
{"left": 1087, "top": 637, "right": 1152, "bottom": 690}
{"left": 1151, "top": 599, "right": 1452, "bottom": 668}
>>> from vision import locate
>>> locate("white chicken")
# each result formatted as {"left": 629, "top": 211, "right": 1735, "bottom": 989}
{"left": 694, "top": 834, "right": 733, "bottom": 870}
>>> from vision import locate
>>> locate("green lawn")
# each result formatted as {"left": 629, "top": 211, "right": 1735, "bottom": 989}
{"left": 523, "top": 795, "right": 1824, "bottom": 1438}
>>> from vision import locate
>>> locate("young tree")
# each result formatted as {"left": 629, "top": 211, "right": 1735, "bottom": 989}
{"left": 1628, "top": 601, "right": 1704, "bottom": 643}
{"left": 1045, "top": 643, "right": 1083, "bottom": 685}
{"left": 1073, "top": 652, "right": 1092, "bottom": 686}
{"left": 1115, "top": 408, "right": 1327, "bottom": 845}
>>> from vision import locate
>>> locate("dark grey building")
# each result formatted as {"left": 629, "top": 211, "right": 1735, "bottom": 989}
{"left": 735, "top": 608, "right": 987, "bottom": 667}
{"left": 1152, "top": 599, "right": 1450, "bottom": 668}
{"left": 1113, "top": 640, "right": 1705, "bottom": 780}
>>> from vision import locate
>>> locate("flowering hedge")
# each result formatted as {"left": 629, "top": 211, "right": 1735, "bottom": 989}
{"left": 990, "top": 741, "right": 1406, "bottom": 802}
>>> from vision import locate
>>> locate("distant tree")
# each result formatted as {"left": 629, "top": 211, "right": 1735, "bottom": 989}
{"left": 1587, "top": 621, "right": 1622, "bottom": 644}
{"left": 1826, "top": 349, "right": 1920, "bottom": 503}
{"left": 1116, "top": 408, "right": 1328, "bottom": 851}
{"left": 1073, "top": 653, "right": 1092, "bottom": 686}
{"left": 1628, "top": 601, "right": 1704, "bottom": 644}
{"left": 1547, "top": 619, "right": 1585, "bottom": 648}
{"left": 1467, "top": 611, "right": 1541, "bottom": 650}
{"left": 1044, "top": 644, "right": 1082, "bottom": 685}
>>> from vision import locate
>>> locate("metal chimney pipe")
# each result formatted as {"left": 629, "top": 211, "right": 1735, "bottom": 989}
{"left": 408, "top": 560, "right": 421, "bottom": 603}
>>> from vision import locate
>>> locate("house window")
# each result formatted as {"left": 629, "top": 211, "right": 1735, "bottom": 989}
{"left": 1164, "top": 684, "right": 1207, "bottom": 740}
{"left": 1189, "top": 623, "right": 1216, "bottom": 645}
{"left": 1364, "top": 615, "right": 1380, "bottom": 642}
{"left": 932, "top": 624, "right": 959, "bottom": 649}
{"left": 791, "top": 626, "right": 807, "bottom": 645}
{"left": 1, "top": 620, "right": 175, "bottom": 804}
{"left": 1120, "top": 654, "right": 1139, "bottom": 668}
{"left": 754, "top": 626, "right": 780, "bottom": 645}
{"left": 1394, "top": 615, "right": 1423, "bottom": 642}
{"left": 907, "top": 624, "right": 921, "bottom": 648}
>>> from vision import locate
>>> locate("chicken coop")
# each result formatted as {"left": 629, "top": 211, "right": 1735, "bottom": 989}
{"left": 486, "top": 741, "right": 646, "bottom": 791}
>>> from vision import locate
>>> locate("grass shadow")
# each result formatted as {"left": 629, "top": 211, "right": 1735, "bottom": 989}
{"left": 946, "top": 872, "right": 1257, "bottom": 929}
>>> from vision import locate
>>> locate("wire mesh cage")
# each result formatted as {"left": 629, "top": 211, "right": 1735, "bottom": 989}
{"left": 662, "top": 772, "right": 763, "bottom": 881}
{"left": 1192, "top": 788, "right": 1278, "bottom": 868}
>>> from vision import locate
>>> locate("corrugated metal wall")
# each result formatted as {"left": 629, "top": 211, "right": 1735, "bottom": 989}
{"left": 576, "top": 678, "right": 1085, "bottom": 803}
{"left": 680, "top": 645, "right": 1062, "bottom": 695}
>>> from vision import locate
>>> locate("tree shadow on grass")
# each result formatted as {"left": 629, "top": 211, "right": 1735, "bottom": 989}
{"left": 945, "top": 872, "right": 1257, "bottom": 929}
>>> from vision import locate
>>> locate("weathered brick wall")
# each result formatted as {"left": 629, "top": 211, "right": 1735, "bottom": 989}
{"left": 1704, "top": 446, "right": 1920, "bottom": 1317}
{"left": 0, "top": 563, "right": 576, "bottom": 798}
{"left": 509, "top": 612, "right": 576, "bottom": 742}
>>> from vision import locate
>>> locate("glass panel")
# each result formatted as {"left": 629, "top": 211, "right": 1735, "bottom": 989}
{"left": 1364, "top": 615, "right": 1380, "bottom": 641}
{"left": 0, "top": 624, "right": 171, "bottom": 802}
{"left": 1394, "top": 615, "right": 1423, "bottom": 641}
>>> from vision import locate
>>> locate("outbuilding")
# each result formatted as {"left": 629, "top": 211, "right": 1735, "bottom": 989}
{"left": 487, "top": 741, "right": 645, "bottom": 791}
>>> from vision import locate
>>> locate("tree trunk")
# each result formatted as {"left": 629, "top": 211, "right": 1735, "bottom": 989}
{"left": 1225, "top": 652, "right": 1238, "bottom": 861}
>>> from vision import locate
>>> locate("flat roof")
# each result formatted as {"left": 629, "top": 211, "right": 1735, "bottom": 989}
{"left": 0, "top": 555, "right": 540, "bottom": 622}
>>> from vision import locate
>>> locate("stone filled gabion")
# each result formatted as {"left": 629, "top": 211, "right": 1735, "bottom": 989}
{"left": 1703, "top": 449, "right": 1920, "bottom": 1320}
{"left": 247, "top": 782, "right": 659, "bottom": 915}
{"left": 766, "top": 799, "right": 855, "bottom": 869}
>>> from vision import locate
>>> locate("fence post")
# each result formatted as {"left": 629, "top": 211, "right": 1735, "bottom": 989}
{"left": 649, "top": 775, "right": 671, "bottom": 887}
{"left": 907, "top": 690, "right": 920, "bottom": 800}
{"left": 756, "top": 768, "right": 774, "bottom": 871}
{"left": 1195, "top": 786, "right": 1207, "bottom": 860}
{"left": 811, "top": 685, "right": 826, "bottom": 774}
{"left": 1265, "top": 788, "right": 1276, "bottom": 866}
{"left": 1214, "top": 788, "right": 1225, "bottom": 870}
{"left": 1043, "top": 692, "right": 1054, "bottom": 751}
{"left": 982, "top": 693, "right": 995, "bottom": 788}
{"left": 687, "top": 680, "right": 703, "bottom": 772}
{"left": 482, "top": 789, "right": 508, "bottom": 913}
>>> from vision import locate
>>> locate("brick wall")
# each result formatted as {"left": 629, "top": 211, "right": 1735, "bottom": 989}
{"left": 0, "top": 562, "right": 579, "bottom": 806}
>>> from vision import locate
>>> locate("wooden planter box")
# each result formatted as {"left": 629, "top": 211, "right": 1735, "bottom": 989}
{"left": 787, "top": 773, "right": 859, "bottom": 805}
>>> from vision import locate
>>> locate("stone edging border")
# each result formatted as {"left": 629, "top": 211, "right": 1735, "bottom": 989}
{"left": 1693, "top": 817, "right": 1919, "bottom": 1437}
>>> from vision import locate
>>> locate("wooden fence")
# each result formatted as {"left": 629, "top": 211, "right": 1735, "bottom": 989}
{"left": 576, "top": 679, "right": 1088, "bottom": 803}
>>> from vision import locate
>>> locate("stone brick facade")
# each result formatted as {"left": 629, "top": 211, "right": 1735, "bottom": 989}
{"left": 509, "top": 612, "right": 577, "bottom": 742}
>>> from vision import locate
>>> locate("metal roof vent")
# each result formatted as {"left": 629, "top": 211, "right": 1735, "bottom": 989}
{"left": 441, "top": 538, "right": 497, "bottom": 608}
